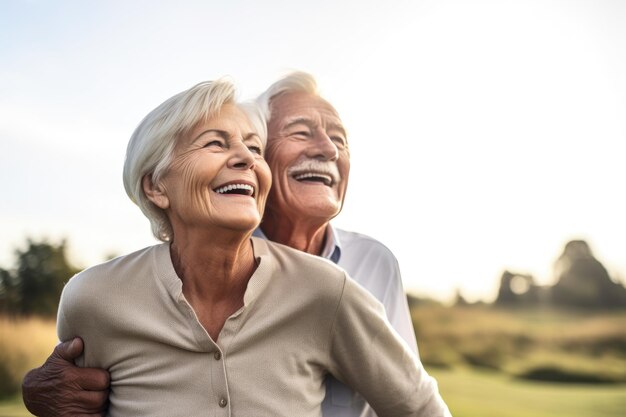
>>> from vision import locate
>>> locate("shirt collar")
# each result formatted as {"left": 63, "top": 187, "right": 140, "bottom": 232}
{"left": 253, "top": 225, "right": 342, "bottom": 264}
{"left": 321, "top": 224, "right": 342, "bottom": 264}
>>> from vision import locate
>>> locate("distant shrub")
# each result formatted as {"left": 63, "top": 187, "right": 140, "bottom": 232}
{"left": 459, "top": 347, "right": 503, "bottom": 370}
{"left": 420, "top": 346, "right": 457, "bottom": 369}
{"left": 516, "top": 366, "right": 619, "bottom": 384}
{"left": 563, "top": 334, "right": 626, "bottom": 357}
{"left": 422, "top": 358, "right": 453, "bottom": 369}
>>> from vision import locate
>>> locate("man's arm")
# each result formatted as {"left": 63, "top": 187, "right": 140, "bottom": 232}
{"left": 22, "top": 337, "right": 110, "bottom": 417}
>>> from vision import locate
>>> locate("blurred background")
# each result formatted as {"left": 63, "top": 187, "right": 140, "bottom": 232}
{"left": 1, "top": 1, "right": 625, "bottom": 416}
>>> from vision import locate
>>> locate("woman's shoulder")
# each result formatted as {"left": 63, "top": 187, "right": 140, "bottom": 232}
{"left": 254, "top": 237, "right": 347, "bottom": 292}
{"left": 63, "top": 243, "right": 165, "bottom": 295}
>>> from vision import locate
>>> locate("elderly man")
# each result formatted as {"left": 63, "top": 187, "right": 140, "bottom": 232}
{"left": 22, "top": 72, "right": 440, "bottom": 417}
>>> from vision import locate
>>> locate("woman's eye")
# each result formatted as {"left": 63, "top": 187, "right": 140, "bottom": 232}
{"left": 204, "top": 140, "right": 224, "bottom": 148}
{"left": 248, "top": 145, "right": 263, "bottom": 155}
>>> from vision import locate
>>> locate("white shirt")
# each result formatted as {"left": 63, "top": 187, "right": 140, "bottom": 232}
{"left": 254, "top": 225, "right": 418, "bottom": 417}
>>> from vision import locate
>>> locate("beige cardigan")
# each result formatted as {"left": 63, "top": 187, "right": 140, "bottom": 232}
{"left": 58, "top": 237, "right": 450, "bottom": 417}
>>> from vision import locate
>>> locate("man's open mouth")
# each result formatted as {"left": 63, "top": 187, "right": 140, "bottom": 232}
{"left": 213, "top": 183, "right": 255, "bottom": 197}
{"left": 292, "top": 172, "right": 334, "bottom": 186}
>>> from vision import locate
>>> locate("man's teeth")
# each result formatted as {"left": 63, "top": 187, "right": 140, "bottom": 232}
{"left": 215, "top": 184, "right": 254, "bottom": 194}
{"left": 293, "top": 172, "right": 333, "bottom": 185}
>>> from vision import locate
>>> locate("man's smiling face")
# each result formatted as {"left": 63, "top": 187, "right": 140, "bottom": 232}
{"left": 264, "top": 92, "right": 350, "bottom": 223}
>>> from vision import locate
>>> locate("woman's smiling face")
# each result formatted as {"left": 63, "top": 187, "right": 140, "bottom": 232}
{"left": 149, "top": 103, "right": 271, "bottom": 235}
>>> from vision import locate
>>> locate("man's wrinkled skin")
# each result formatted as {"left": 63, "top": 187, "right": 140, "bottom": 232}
{"left": 22, "top": 338, "right": 110, "bottom": 417}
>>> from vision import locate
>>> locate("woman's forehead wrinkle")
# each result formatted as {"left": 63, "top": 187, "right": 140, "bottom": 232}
{"left": 193, "top": 127, "right": 259, "bottom": 144}
{"left": 194, "top": 129, "right": 231, "bottom": 141}
{"left": 244, "top": 132, "right": 261, "bottom": 141}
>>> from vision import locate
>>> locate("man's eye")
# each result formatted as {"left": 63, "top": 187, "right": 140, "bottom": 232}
{"left": 331, "top": 136, "right": 346, "bottom": 148}
{"left": 293, "top": 130, "right": 311, "bottom": 138}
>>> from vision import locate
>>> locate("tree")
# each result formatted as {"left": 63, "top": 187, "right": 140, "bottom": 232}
{"left": 17, "top": 239, "right": 81, "bottom": 316}
{"left": 0, "top": 267, "right": 20, "bottom": 316}
{"left": 553, "top": 240, "right": 626, "bottom": 309}
{"left": 0, "top": 238, "right": 81, "bottom": 317}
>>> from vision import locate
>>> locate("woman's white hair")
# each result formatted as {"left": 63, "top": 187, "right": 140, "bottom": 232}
{"left": 256, "top": 71, "right": 319, "bottom": 123}
{"left": 123, "top": 79, "right": 267, "bottom": 242}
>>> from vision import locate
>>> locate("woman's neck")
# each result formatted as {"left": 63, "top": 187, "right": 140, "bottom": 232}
{"left": 169, "top": 228, "right": 257, "bottom": 340}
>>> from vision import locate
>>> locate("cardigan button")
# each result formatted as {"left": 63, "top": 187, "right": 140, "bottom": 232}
{"left": 214, "top": 351, "right": 222, "bottom": 360}
{"left": 219, "top": 398, "right": 228, "bottom": 408}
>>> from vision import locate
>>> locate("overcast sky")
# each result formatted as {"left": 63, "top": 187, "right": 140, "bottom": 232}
{"left": 1, "top": 0, "right": 625, "bottom": 302}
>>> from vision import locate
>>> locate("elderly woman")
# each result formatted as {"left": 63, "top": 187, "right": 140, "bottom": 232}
{"left": 56, "top": 79, "right": 449, "bottom": 416}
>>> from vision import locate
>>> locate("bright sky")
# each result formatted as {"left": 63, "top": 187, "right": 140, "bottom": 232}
{"left": 1, "top": 0, "right": 625, "bottom": 302}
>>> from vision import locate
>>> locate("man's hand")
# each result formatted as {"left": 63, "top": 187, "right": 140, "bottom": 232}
{"left": 22, "top": 337, "right": 110, "bottom": 417}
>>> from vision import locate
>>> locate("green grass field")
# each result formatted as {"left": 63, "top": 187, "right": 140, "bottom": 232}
{"left": 430, "top": 367, "right": 626, "bottom": 417}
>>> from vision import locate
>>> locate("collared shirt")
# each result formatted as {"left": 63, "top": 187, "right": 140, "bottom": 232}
{"left": 254, "top": 225, "right": 418, "bottom": 417}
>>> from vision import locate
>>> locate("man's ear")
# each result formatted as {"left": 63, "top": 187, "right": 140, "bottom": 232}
{"left": 143, "top": 175, "right": 170, "bottom": 209}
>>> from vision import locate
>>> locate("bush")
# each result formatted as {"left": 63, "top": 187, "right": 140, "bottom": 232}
{"left": 516, "top": 366, "right": 618, "bottom": 384}
{"left": 460, "top": 348, "right": 504, "bottom": 370}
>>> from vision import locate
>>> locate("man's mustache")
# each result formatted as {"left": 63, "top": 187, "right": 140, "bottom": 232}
{"left": 287, "top": 159, "right": 341, "bottom": 185}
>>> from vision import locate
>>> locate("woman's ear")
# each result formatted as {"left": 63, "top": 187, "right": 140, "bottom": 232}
{"left": 143, "top": 174, "right": 170, "bottom": 209}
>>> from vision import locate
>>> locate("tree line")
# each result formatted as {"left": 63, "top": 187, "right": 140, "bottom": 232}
{"left": 0, "top": 239, "right": 81, "bottom": 317}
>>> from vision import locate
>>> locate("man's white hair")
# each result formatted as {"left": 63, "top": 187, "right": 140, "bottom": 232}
{"left": 256, "top": 71, "right": 320, "bottom": 123}
{"left": 123, "top": 79, "right": 267, "bottom": 242}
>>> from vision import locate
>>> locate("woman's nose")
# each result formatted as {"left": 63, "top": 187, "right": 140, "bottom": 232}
{"left": 228, "top": 141, "right": 256, "bottom": 169}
